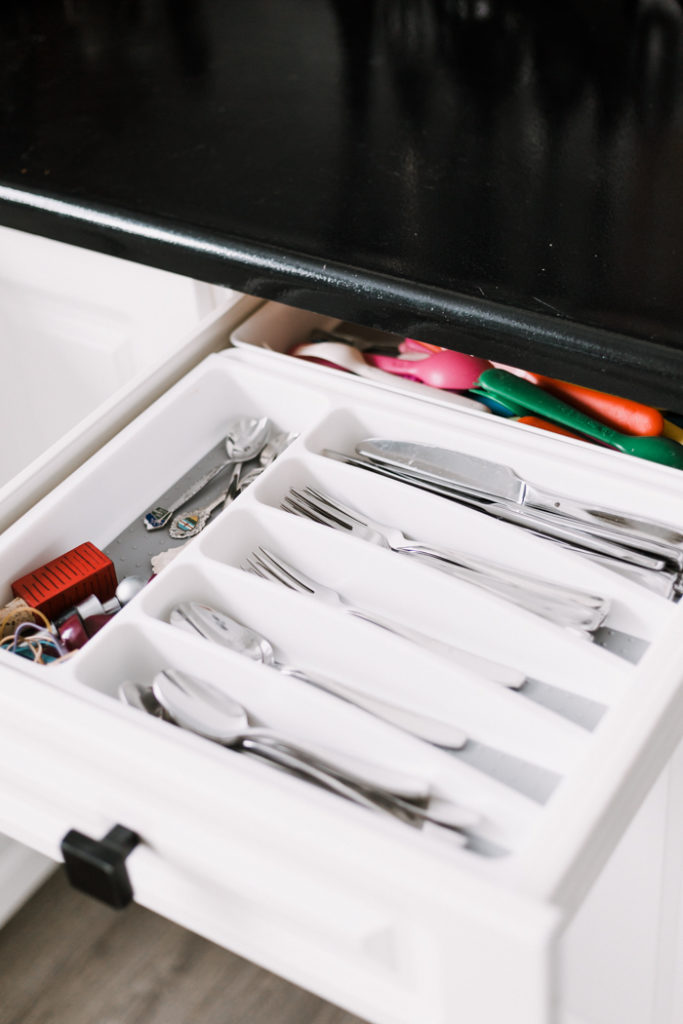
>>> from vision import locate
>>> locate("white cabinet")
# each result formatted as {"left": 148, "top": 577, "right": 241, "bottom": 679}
{"left": 1, "top": 238, "right": 683, "bottom": 1024}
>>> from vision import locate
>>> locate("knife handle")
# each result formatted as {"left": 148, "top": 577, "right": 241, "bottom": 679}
{"left": 524, "top": 485, "right": 683, "bottom": 567}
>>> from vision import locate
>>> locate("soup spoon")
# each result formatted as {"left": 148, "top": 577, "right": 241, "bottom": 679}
{"left": 151, "top": 668, "right": 477, "bottom": 832}
{"left": 169, "top": 601, "right": 468, "bottom": 749}
{"left": 142, "top": 416, "right": 271, "bottom": 530}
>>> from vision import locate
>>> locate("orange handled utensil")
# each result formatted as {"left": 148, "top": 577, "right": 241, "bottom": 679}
{"left": 492, "top": 364, "right": 663, "bottom": 436}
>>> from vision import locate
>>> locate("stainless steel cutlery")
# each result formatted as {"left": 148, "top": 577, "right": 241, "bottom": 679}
{"left": 280, "top": 485, "right": 609, "bottom": 633}
{"left": 170, "top": 600, "right": 469, "bottom": 749}
{"left": 244, "top": 545, "right": 525, "bottom": 688}
{"left": 350, "top": 439, "right": 683, "bottom": 590}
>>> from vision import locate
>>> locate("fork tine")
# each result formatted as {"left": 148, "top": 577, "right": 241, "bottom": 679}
{"left": 256, "top": 547, "right": 314, "bottom": 595}
{"left": 243, "top": 556, "right": 267, "bottom": 579}
{"left": 301, "top": 485, "right": 366, "bottom": 526}
{"left": 281, "top": 493, "right": 339, "bottom": 527}
{"left": 250, "top": 550, "right": 301, "bottom": 594}
{"left": 288, "top": 488, "right": 356, "bottom": 530}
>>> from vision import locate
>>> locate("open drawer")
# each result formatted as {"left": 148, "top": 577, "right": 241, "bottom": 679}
{"left": 2, "top": 300, "right": 683, "bottom": 1024}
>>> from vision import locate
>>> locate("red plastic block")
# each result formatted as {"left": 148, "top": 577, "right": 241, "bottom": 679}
{"left": 11, "top": 542, "right": 118, "bottom": 621}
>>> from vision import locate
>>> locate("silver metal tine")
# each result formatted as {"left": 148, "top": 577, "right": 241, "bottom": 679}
{"left": 289, "top": 488, "right": 357, "bottom": 530}
{"left": 281, "top": 494, "right": 334, "bottom": 526}
{"left": 283, "top": 490, "right": 345, "bottom": 528}
{"left": 248, "top": 550, "right": 300, "bottom": 592}
{"left": 301, "top": 485, "right": 367, "bottom": 526}
{"left": 256, "top": 547, "right": 314, "bottom": 594}
{"left": 243, "top": 556, "right": 267, "bottom": 579}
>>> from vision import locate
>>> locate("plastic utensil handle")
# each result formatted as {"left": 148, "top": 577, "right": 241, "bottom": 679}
{"left": 366, "top": 352, "right": 428, "bottom": 376}
{"left": 535, "top": 377, "right": 663, "bottom": 436}
{"left": 359, "top": 362, "right": 485, "bottom": 410}
{"left": 515, "top": 416, "right": 585, "bottom": 440}
{"left": 478, "top": 370, "right": 630, "bottom": 447}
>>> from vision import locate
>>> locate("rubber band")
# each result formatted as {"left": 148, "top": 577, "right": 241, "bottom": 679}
{"left": 0, "top": 601, "right": 51, "bottom": 639}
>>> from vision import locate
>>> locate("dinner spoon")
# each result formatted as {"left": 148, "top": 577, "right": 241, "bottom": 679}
{"left": 117, "top": 678, "right": 436, "bottom": 823}
{"left": 151, "top": 668, "right": 477, "bottom": 831}
{"left": 142, "top": 415, "right": 271, "bottom": 530}
{"left": 169, "top": 601, "right": 468, "bottom": 748}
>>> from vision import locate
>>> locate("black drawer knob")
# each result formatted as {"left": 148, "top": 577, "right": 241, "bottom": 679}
{"left": 61, "top": 824, "right": 140, "bottom": 909}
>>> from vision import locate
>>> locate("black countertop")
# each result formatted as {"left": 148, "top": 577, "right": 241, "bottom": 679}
{"left": 2, "top": 1, "right": 683, "bottom": 406}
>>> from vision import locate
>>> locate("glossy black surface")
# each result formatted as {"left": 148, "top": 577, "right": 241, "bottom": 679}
{"left": 1, "top": 1, "right": 683, "bottom": 403}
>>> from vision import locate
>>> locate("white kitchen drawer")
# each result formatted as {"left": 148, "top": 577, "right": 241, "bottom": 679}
{"left": 0, "top": 224, "right": 258, "bottom": 532}
{"left": 1, "top": 297, "right": 683, "bottom": 1024}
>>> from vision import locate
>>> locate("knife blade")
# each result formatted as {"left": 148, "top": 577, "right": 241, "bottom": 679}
{"left": 323, "top": 448, "right": 667, "bottom": 573}
{"left": 356, "top": 438, "right": 683, "bottom": 568}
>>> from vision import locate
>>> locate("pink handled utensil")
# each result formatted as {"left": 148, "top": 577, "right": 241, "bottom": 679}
{"left": 365, "top": 348, "right": 492, "bottom": 390}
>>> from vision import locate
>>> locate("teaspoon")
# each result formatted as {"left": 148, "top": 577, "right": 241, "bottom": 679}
{"left": 142, "top": 415, "right": 271, "bottom": 531}
{"left": 170, "top": 601, "right": 468, "bottom": 749}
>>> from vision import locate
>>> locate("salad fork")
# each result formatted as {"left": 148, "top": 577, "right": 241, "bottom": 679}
{"left": 280, "top": 486, "right": 609, "bottom": 632}
{"left": 245, "top": 546, "right": 525, "bottom": 688}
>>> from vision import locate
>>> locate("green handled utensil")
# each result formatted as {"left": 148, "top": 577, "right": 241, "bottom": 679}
{"left": 477, "top": 369, "right": 683, "bottom": 470}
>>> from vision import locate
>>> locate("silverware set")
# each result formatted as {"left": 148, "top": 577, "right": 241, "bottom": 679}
{"left": 119, "top": 669, "right": 477, "bottom": 841}
{"left": 244, "top": 545, "right": 525, "bottom": 688}
{"left": 280, "top": 485, "right": 608, "bottom": 634}
{"left": 120, "top": 420, "right": 666, "bottom": 846}
{"left": 325, "top": 439, "right": 683, "bottom": 599}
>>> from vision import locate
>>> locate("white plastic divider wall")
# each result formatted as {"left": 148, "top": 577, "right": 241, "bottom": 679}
{"left": 2, "top": 347, "right": 683, "bottom": 917}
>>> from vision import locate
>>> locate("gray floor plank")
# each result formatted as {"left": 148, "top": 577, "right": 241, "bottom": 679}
{"left": 0, "top": 871, "right": 367, "bottom": 1024}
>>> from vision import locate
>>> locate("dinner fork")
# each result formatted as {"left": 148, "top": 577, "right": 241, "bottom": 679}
{"left": 280, "top": 486, "right": 609, "bottom": 632}
{"left": 245, "top": 546, "right": 525, "bottom": 688}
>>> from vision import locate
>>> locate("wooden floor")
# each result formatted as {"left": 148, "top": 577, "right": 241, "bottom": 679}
{"left": 0, "top": 871, "right": 367, "bottom": 1024}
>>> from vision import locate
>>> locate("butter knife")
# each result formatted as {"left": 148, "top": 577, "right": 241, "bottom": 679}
{"left": 356, "top": 439, "right": 683, "bottom": 568}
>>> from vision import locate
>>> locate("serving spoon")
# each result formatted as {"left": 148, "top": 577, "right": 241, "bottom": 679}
{"left": 142, "top": 415, "right": 271, "bottom": 531}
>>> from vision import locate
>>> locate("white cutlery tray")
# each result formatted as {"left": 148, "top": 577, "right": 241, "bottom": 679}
{"left": 3, "top": 335, "right": 683, "bottom": 1024}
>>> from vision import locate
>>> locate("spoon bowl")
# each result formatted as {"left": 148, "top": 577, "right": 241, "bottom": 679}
{"left": 151, "top": 666, "right": 433, "bottom": 800}
{"left": 224, "top": 415, "right": 272, "bottom": 461}
{"left": 289, "top": 341, "right": 486, "bottom": 412}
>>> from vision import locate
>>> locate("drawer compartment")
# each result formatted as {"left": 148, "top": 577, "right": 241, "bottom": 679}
{"left": 1, "top": 331, "right": 683, "bottom": 1024}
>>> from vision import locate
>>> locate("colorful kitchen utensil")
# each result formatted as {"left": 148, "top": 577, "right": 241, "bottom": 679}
{"left": 477, "top": 369, "right": 683, "bottom": 469}
{"left": 491, "top": 364, "right": 663, "bottom": 436}
{"left": 364, "top": 349, "right": 492, "bottom": 390}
